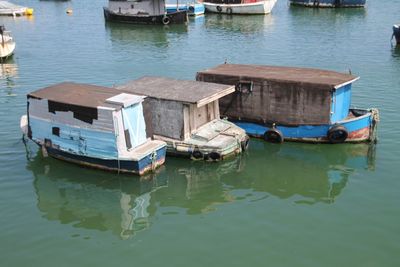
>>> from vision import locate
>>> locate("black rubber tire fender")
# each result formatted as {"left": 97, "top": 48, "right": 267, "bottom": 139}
{"left": 162, "top": 16, "right": 171, "bottom": 25}
{"left": 226, "top": 7, "right": 233, "bottom": 14}
{"left": 208, "top": 152, "right": 221, "bottom": 161}
{"left": 216, "top": 6, "right": 222, "bottom": 12}
{"left": 327, "top": 125, "right": 348, "bottom": 144}
{"left": 191, "top": 150, "right": 203, "bottom": 160}
{"left": 263, "top": 128, "right": 284, "bottom": 143}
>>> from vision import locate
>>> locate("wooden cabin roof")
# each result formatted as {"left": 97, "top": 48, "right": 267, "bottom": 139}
{"left": 196, "top": 64, "right": 359, "bottom": 90}
{"left": 28, "top": 82, "right": 134, "bottom": 108}
{"left": 117, "top": 76, "right": 235, "bottom": 107}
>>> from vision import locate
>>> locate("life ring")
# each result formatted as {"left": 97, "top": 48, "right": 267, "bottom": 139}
{"left": 216, "top": 6, "right": 222, "bottom": 12}
{"left": 162, "top": 16, "right": 170, "bottom": 25}
{"left": 191, "top": 149, "right": 203, "bottom": 160}
{"left": 226, "top": 7, "right": 233, "bottom": 14}
{"left": 208, "top": 152, "right": 221, "bottom": 161}
{"left": 263, "top": 128, "right": 284, "bottom": 143}
{"left": 327, "top": 125, "right": 348, "bottom": 144}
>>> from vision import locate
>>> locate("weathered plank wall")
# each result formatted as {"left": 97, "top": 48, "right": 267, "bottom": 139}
{"left": 143, "top": 98, "right": 184, "bottom": 140}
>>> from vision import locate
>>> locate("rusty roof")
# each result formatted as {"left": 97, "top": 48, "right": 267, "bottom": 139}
{"left": 196, "top": 64, "right": 359, "bottom": 89}
{"left": 117, "top": 76, "right": 235, "bottom": 107}
{"left": 28, "top": 82, "right": 121, "bottom": 108}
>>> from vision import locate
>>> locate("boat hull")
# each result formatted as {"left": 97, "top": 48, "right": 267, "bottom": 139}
{"left": 41, "top": 144, "right": 166, "bottom": 175}
{"left": 203, "top": 0, "right": 277, "bottom": 15}
{"left": 394, "top": 25, "right": 400, "bottom": 44}
{"left": 231, "top": 108, "right": 379, "bottom": 143}
{"left": 0, "top": 40, "right": 15, "bottom": 59}
{"left": 103, "top": 7, "right": 188, "bottom": 25}
{"left": 289, "top": 0, "right": 366, "bottom": 7}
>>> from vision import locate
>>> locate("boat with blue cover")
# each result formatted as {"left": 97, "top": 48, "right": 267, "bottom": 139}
{"left": 20, "top": 82, "right": 167, "bottom": 175}
{"left": 166, "top": 2, "right": 205, "bottom": 16}
{"left": 393, "top": 24, "right": 400, "bottom": 45}
{"left": 289, "top": 0, "right": 366, "bottom": 7}
{"left": 196, "top": 64, "right": 379, "bottom": 144}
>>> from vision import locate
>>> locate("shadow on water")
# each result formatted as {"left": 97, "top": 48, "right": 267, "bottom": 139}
{"left": 27, "top": 141, "right": 376, "bottom": 238}
{"left": 222, "top": 140, "right": 376, "bottom": 204}
{"left": 0, "top": 59, "right": 18, "bottom": 96}
{"left": 105, "top": 22, "right": 188, "bottom": 48}
{"left": 391, "top": 44, "right": 400, "bottom": 59}
{"left": 204, "top": 13, "right": 274, "bottom": 34}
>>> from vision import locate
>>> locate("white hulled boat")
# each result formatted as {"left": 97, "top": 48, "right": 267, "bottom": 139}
{"left": 203, "top": 0, "right": 277, "bottom": 15}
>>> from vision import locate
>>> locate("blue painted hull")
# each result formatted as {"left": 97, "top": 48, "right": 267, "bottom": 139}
{"left": 232, "top": 108, "right": 378, "bottom": 143}
{"left": 289, "top": 0, "right": 366, "bottom": 7}
{"left": 393, "top": 25, "right": 400, "bottom": 44}
{"left": 43, "top": 145, "right": 167, "bottom": 175}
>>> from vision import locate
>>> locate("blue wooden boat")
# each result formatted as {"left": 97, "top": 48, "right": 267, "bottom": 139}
{"left": 393, "top": 24, "right": 400, "bottom": 45}
{"left": 289, "top": 0, "right": 366, "bottom": 7}
{"left": 196, "top": 64, "right": 379, "bottom": 144}
{"left": 166, "top": 2, "right": 205, "bottom": 16}
{"left": 20, "top": 82, "right": 167, "bottom": 175}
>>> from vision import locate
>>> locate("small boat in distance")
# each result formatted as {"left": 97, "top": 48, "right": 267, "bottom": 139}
{"left": 203, "top": 0, "right": 277, "bottom": 15}
{"left": 117, "top": 76, "right": 249, "bottom": 161}
{"left": 20, "top": 82, "right": 167, "bottom": 175}
{"left": 0, "top": 25, "right": 15, "bottom": 61}
{"left": 0, "top": 1, "right": 33, "bottom": 16}
{"left": 166, "top": 2, "right": 205, "bottom": 16}
{"left": 393, "top": 24, "right": 400, "bottom": 45}
{"left": 289, "top": 0, "right": 366, "bottom": 8}
{"left": 103, "top": 0, "right": 188, "bottom": 25}
{"left": 197, "top": 64, "right": 379, "bottom": 144}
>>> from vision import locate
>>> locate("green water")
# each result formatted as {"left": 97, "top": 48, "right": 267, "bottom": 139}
{"left": 1, "top": 0, "right": 399, "bottom": 266}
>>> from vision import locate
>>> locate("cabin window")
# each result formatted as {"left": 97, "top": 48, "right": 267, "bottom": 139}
{"left": 52, "top": 127, "right": 60, "bottom": 137}
{"left": 236, "top": 81, "right": 253, "bottom": 94}
{"left": 131, "top": 4, "right": 134, "bottom": 8}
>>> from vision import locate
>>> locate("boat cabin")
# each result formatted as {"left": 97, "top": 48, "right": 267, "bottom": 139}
{"left": 24, "top": 82, "right": 166, "bottom": 174}
{"left": 117, "top": 76, "right": 249, "bottom": 160}
{"left": 107, "top": 0, "right": 165, "bottom": 16}
{"left": 196, "top": 64, "right": 360, "bottom": 126}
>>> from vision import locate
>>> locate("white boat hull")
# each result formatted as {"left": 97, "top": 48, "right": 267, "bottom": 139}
{"left": 203, "top": 0, "right": 277, "bottom": 14}
{"left": 0, "top": 37, "right": 15, "bottom": 59}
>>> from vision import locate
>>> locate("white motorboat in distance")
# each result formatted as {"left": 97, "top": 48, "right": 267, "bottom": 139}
{"left": 203, "top": 0, "right": 277, "bottom": 15}
{"left": 0, "top": 26, "right": 15, "bottom": 60}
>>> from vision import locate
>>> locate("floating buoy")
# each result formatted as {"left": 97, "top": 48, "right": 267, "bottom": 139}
{"left": 25, "top": 8, "right": 34, "bottom": 16}
{"left": 66, "top": 9, "right": 73, "bottom": 15}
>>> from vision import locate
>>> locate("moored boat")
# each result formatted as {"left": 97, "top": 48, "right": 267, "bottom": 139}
{"left": 103, "top": 0, "right": 188, "bottom": 25}
{"left": 117, "top": 76, "right": 249, "bottom": 161}
{"left": 166, "top": 2, "right": 205, "bottom": 16}
{"left": 393, "top": 24, "right": 400, "bottom": 45}
{"left": 0, "top": 25, "right": 15, "bottom": 60}
{"left": 196, "top": 64, "right": 379, "bottom": 144}
{"left": 289, "top": 0, "right": 366, "bottom": 7}
{"left": 20, "top": 82, "right": 167, "bottom": 175}
{"left": 203, "top": 0, "right": 277, "bottom": 15}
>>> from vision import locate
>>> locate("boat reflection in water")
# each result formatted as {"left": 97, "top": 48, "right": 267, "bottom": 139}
{"left": 222, "top": 140, "right": 376, "bottom": 204}
{"left": 0, "top": 59, "right": 18, "bottom": 95}
{"left": 204, "top": 13, "right": 274, "bottom": 34}
{"left": 29, "top": 152, "right": 244, "bottom": 239}
{"left": 29, "top": 140, "right": 376, "bottom": 239}
{"left": 105, "top": 22, "right": 188, "bottom": 48}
